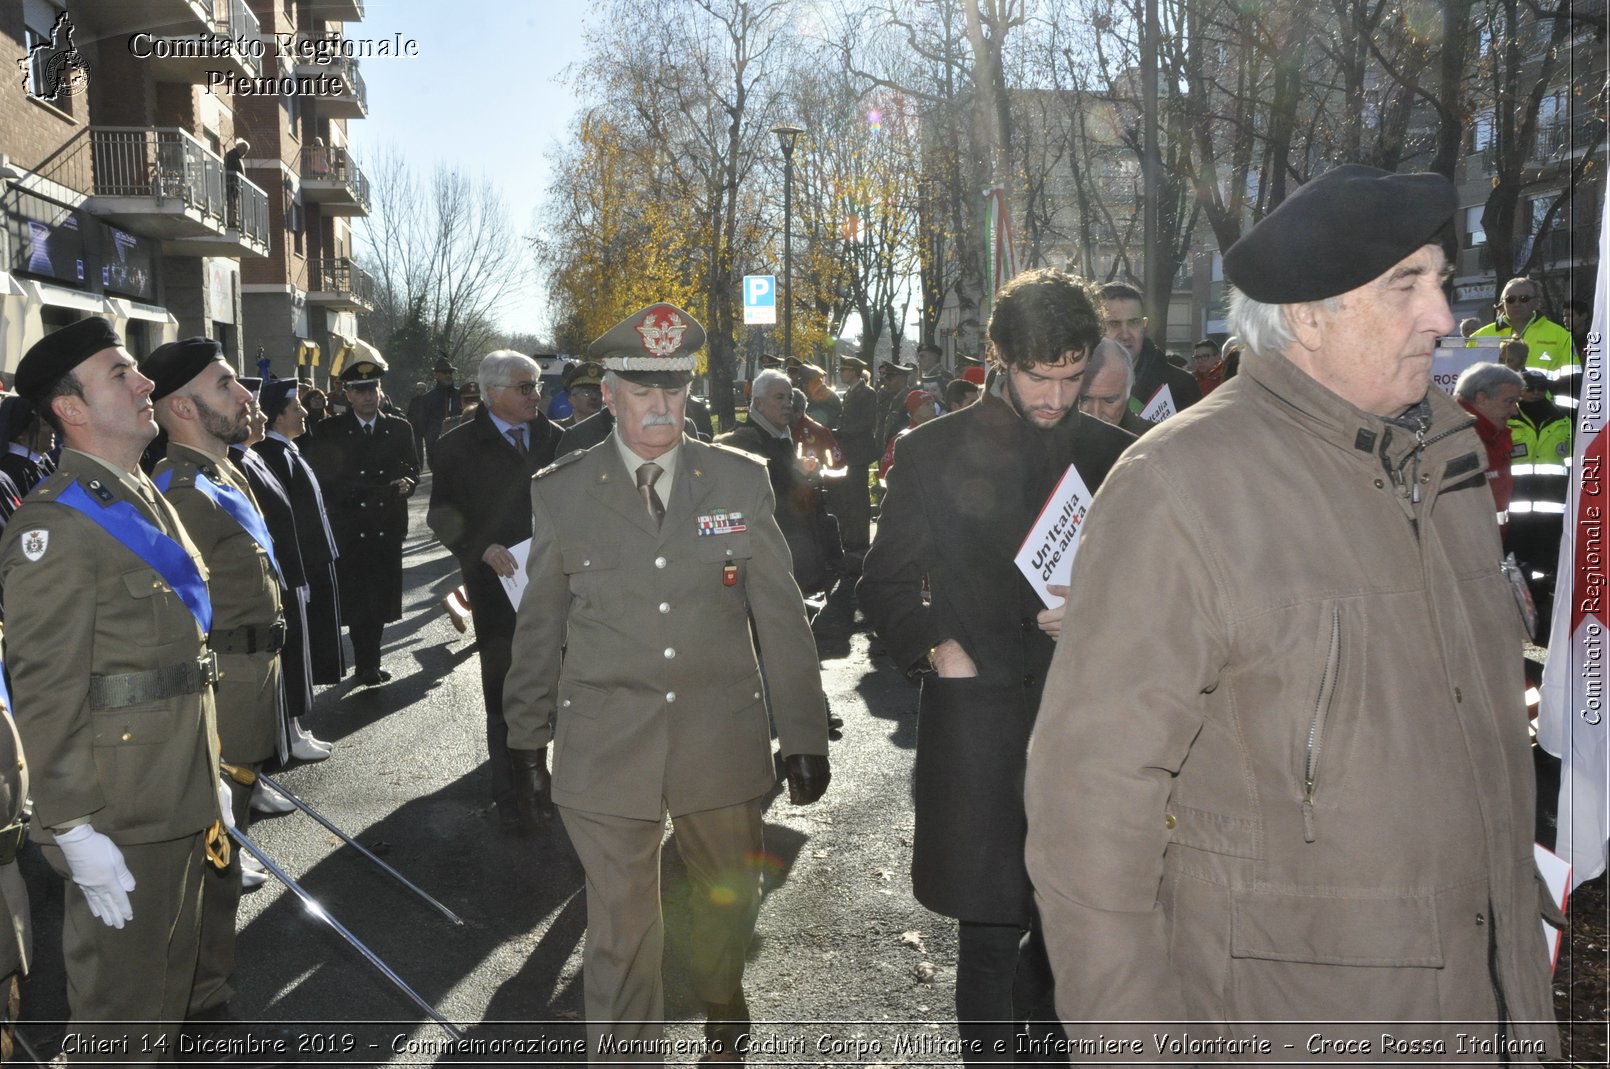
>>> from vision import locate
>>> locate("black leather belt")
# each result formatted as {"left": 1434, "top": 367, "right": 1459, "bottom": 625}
{"left": 0, "top": 820, "right": 25, "bottom": 865}
{"left": 210, "top": 618, "right": 287, "bottom": 656}
{"left": 87, "top": 651, "right": 220, "bottom": 710}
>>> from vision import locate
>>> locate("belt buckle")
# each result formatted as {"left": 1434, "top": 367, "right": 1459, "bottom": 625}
{"left": 198, "top": 650, "right": 220, "bottom": 687}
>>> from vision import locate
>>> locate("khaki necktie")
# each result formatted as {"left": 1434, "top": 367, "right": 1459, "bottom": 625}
{"left": 637, "top": 461, "right": 665, "bottom": 528}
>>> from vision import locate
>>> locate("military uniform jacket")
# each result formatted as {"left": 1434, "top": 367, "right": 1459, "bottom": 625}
{"left": 834, "top": 380, "right": 880, "bottom": 468}
{"left": 307, "top": 409, "right": 418, "bottom": 554}
{"left": 156, "top": 443, "right": 282, "bottom": 764}
{"left": 0, "top": 451, "right": 220, "bottom": 843}
{"left": 502, "top": 436, "right": 828, "bottom": 821}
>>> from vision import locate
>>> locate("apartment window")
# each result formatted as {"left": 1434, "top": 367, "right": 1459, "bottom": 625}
{"left": 1473, "top": 111, "right": 1495, "bottom": 153}
{"left": 23, "top": 0, "right": 69, "bottom": 101}
{"left": 1465, "top": 205, "right": 1487, "bottom": 248}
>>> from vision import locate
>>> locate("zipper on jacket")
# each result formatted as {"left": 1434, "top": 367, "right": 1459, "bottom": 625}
{"left": 1302, "top": 605, "right": 1342, "bottom": 843}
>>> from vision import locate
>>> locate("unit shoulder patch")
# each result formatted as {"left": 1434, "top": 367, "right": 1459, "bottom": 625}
{"left": 20, "top": 529, "right": 48, "bottom": 562}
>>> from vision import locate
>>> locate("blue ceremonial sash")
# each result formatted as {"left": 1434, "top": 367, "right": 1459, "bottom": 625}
{"left": 155, "top": 468, "right": 280, "bottom": 580}
{"left": 57, "top": 481, "right": 212, "bottom": 634}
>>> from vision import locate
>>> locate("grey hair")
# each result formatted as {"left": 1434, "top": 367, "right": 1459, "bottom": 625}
{"left": 1455, "top": 361, "right": 1523, "bottom": 402}
{"left": 791, "top": 387, "right": 808, "bottom": 413}
{"left": 478, "top": 350, "right": 538, "bottom": 394}
{"left": 1084, "top": 338, "right": 1135, "bottom": 397}
{"left": 1227, "top": 287, "right": 1344, "bottom": 359}
{"left": 751, "top": 369, "right": 791, "bottom": 397}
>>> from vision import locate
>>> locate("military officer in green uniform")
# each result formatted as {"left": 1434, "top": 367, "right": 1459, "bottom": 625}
{"left": 0, "top": 318, "right": 226, "bottom": 1062}
{"left": 503, "top": 303, "right": 832, "bottom": 1061}
{"left": 142, "top": 338, "right": 284, "bottom": 1024}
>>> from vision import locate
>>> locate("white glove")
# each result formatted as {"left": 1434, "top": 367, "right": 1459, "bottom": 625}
{"left": 55, "top": 824, "right": 136, "bottom": 929}
{"left": 218, "top": 776, "right": 237, "bottom": 831}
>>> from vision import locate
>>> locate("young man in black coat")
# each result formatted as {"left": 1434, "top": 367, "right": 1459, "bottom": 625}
{"left": 426, "top": 351, "right": 563, "bottom": 833}
{"left": 858, "top": 268, "right": 1134, "bottom": 1061}
{"left": 307, "top": 358, "right": 418, "bottom": 686}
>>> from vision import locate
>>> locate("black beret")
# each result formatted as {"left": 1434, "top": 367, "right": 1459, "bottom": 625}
{"left": 1223, "top": 165, "right": 1456, "bottom": 303}
{"left": 140, "top": 338, "right": 226, "bottom": 400}
{"left": 260, "top": 378, "right": 299, "bottom": 422}
{"left": 15, "top": 316, "right": 123, "bottom": 403}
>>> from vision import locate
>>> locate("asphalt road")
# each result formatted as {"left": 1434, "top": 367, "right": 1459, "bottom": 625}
{"left": 16, "top": 472, "right": 967, "bottom": 1067}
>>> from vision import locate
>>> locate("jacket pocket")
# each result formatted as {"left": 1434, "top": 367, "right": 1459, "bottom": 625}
{"left": 1231, "top": 888, "right": 1444, "bottom": 967}
{"left": 561, "top": 543, "right": 620, "bottom": 616}
{"left": 695, "top": 532, "right": 754, "bottom": 562}
{"left": 120, "top": 569, "right": 171, "bottom": 646}
{"left": 1301, "top": 604, "right": 1342, "bottom": 843}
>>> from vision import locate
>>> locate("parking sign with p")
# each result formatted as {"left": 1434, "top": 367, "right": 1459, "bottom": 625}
{"left": 743, "top": 274, "right": 777, "bottom": 325}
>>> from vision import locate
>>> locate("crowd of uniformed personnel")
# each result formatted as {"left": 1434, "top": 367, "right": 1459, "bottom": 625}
{"left": 0, "top": 318, "right": 426, "bottom": 1063}
{"left": 0, "top": 175, "right": 1592, "bottom": 1065}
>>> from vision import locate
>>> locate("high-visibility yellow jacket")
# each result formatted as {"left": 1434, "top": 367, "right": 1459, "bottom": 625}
{"left": 1471, "top": 315, "right": 1579, "bottom": 408}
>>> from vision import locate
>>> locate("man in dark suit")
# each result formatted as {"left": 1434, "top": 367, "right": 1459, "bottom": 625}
{"left": 830, "top": 355, "right": 878, "bottom": 559}
{"left": 1100, "top": 281, "right": 1202, "bottom": 417}
{"left": 427, "top": 350, "right": 563, "bottom": 833}
{"left": 416, "top": 356, "right": 463, "bottom": 469}
{"left": 503, "top": 303, "right": 830, "bottom": 1059}
{"left": 308, "top": 357, "right": 418, "bottom": 686}
{"left": 858, "top": 269, "right": 1134, "bottom": 1061}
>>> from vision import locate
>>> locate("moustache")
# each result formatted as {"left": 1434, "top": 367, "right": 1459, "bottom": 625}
{"left": 640, "top": 414, "right": 678, "bottom": 429}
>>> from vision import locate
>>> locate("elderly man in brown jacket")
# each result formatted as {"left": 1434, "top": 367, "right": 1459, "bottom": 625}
{"left": 1025, "top": 166, "right": 1558, "bottom": 1061}
{"left": 503, "top": 303, "right": 830, "bottom": 1062}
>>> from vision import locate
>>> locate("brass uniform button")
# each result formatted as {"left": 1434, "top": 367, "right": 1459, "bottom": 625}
{"left": 1164, "top": 813, "right": 1177, "bottom": 830}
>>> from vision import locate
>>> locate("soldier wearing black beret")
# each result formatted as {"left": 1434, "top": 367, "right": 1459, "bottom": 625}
{"left": 0, "top": 319, "right": 226, "bottom": 1057}
{"left": 306, "top": 357, "right": 418, "bottom": 686}
{"left": 142, "top": 338, "right": 285, "bottom": 1023}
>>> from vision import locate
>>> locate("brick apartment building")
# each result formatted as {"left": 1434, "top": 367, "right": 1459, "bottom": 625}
{"left": 0, "top": 0, "right": 372, "bottom": 381}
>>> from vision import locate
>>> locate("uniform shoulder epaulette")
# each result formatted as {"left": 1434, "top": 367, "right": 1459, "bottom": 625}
{"left": 534, "top": 449, "right": 587, "bottom": 479}
{"left": 26, "top": 472, "right": 70, "bottom": 503}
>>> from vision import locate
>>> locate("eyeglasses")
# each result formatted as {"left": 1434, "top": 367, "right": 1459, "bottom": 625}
{"left": 498, "top": 381, "right": 540, "bottom": 395}
{"left": 1504, "top": 295, "right": 1537, "bottom": 305}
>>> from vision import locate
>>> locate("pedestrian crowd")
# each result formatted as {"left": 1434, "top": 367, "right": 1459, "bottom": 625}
{"left": 0, "top": 161, "right": 1591, "bottom": 1067}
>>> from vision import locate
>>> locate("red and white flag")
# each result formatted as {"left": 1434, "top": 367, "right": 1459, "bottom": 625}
{"left": 1536, "top": 185, "right": 1610, "bottom": 891}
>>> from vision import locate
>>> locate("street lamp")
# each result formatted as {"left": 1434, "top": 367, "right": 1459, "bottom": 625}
{"left": 771, "top": 123, "right": 805, "bottom": 367}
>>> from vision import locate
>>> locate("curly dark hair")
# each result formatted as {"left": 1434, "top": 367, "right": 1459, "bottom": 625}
{"left": 987, "top": 268, "right": 1104, "bottom": 372}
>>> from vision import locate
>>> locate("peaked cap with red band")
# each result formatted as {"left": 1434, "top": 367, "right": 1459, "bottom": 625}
{"left": 588, "top": 303, "right": 704, "bottom": 387}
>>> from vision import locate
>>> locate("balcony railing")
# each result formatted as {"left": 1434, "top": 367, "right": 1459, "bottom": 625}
{"left": 296, "top": 56, "right": 367, "bottom": 117}
{"left": 75, "top": 127, "right": 269, "bottom": 248}
{"left": 305, "top": 256, "right": 375, "bottom": 308}
{"left": 298, "top": 144, "right": 371, "bottom": 213}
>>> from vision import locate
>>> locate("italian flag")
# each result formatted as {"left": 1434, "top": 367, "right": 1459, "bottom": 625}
{"left": 1536, "top": 183, "right": 1610, "bottom": 891}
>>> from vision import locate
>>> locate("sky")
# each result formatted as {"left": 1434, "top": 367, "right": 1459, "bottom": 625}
{"left": 345, "top": 1, "right": 595, "bottom": 338}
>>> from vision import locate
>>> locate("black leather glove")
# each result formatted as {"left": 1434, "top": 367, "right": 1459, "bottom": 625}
{"left": 783, "top": 753, "right": 831, "bottom": 805}
{"left": 509, "top": 747, "right": 552, "bottom": 822}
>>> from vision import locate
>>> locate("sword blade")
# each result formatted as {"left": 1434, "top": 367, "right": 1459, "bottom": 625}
{"left": 257, "top": 771, "right": 465, "bottom": 926}
{"left": 229, "top": 826, "right": 464, "bottom": 1042}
